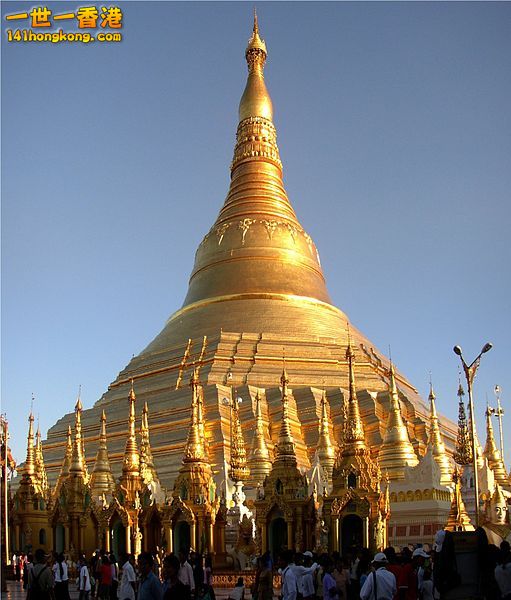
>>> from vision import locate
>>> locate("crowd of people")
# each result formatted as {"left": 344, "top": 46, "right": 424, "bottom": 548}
{"left": 11, "top": 528, "right": 511, "bottom": 600}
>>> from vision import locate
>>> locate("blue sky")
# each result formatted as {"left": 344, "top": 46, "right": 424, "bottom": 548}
{"left": 2, "top": 1, "right": 510, "bottom": 467}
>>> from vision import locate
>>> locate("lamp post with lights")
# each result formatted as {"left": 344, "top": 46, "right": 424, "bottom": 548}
{"left": 453, "top": 342, "right": 493, "bottom": 527}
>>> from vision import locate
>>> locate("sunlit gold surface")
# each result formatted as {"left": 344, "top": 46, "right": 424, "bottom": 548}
{"left": 248, "top": 390, "right": 272, "bottom": 483}
{"left": 445, "top": 466, "right": 474, "bottom": 532}
{"left": 484, "top": 406, "right": 509, "bottom": 488}
{"left": 378, "top": 364, "right": 419, "bottom": 480}
{"left": 40, "top": 16, "right": 457, "bottom": 502}
{"left": 428, "top": 384, "right": 452, "bottom": 487}
{"left": 89, "top": 410, "right": 116, "bottom": 498}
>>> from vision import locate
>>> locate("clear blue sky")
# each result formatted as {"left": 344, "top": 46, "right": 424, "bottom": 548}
{"left": 2, "top": 2, "right": 510, "bottom": 467}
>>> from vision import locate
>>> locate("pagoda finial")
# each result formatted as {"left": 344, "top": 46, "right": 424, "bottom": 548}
{"left": 445, "top": 466, "right": 474, "bottom": 531}
{"left": 122, "top": 380, "right": 140, "bottom": 476}
{"left": 140, "top": 402, "right": 159, "bottom": 487}
{"left": 484, "top": 404, "right": 508, "bottom": 487}
{"left": 34, "top": 423, "right": 49, "bottom": 494}
{"left": 184, "top": 369, "right": 208, "bottom": 462}
{"left": 427, "top": 377, "right": 452, "bottom": 486}
{"left": 454, "top": 381, "right": 472, "bottom": 465}
{"left": 378, "top": 361, "right": 418, "bottom": 480}
{"left": 54, "top": 425, "right": 73, "bottom": 495}
{"left": 316, "top": 390, "right": 336, "bottom": 480}
{"left": 275, "top": 364, "right": 297, "bottom": 464}
{"left": 239, "top": 10, "right": 272, "bottom": 122}
{"left": 344, "top": 338, "right": 365, "bottom": 447}
{"left": 228, "top": 391, "right": 250, "bottom": 483}
{"left": 90, "top": 409, "right": 116, "bottom": 498}
{"left": 249, "top": 390, "right": 272, "bottom": 482}
{"left": 70, "top": 394, "right": 88, "bottom": 479}
{"left": 23, "top": 412, "right": 36, "bottom": 478}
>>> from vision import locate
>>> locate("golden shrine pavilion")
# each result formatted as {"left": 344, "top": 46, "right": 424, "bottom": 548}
{"left": 10, "top": 14, "right": 510, "bottom": 562}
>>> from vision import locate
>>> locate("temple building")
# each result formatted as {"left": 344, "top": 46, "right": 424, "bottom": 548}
{"left": 11, "top": 14, "right": 509, "bottom": 558}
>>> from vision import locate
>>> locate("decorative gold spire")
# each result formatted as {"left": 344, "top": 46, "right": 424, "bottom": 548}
{"left": 55, "top": 425, "right": 73, "bottom": 494}
{"left": 184, "top": 369, "right": 208, "bottom": 462}
{"left": 484, "top": 405, "right": 508, "bottom": 487}
{"left": 344, "top": 340, "right": 365, "bottom": 448}
{"left": 275, "top": 363, "right": 297, "bottom": 465}
{"left": 378, "top": 363, "right": 418, "bottom": 480}
{"left": 316, "top": 391, "right": 335, "bottom": 481}
{"left": 228, "top": 378, "right": 250, "bottom": 483}
{"left": 446, "top": 466, "right": 474, "bottom": 532}
{"left": 23, "top": 412, "right": 36, "bottom": 479}
{"left": 34, "top": 424, "right": 49, "bottom": 494}
{"left": 249, "top": 390, "right": 272, "bottom": 483}
{"left": 90, "top": 410, "right": 116, "bottom": 498}
{"left": 140, "top": 402, "right": 160, "bottom": 487}
{"left": 239, "top": 10, "right": 271, "bottom": 122}
{"left": 428, "top": 381, "right": 452, "bottom": 487}
{"left": 70, "top": 397, "right": 87, "bottom": 479}
{"left": 454, "top": 382, "right": 472, "bottom": 465}
{"left": 122, "top": 380, "right": 141, "bottom": 476}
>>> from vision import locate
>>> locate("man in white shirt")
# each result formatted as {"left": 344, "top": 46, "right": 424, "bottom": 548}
{"left": 280, "top": 550, "right": 298, "bottom": 600}
{"left": 298, "top": 551, "right": 317, "bottom": 600}
{"left": 360, "top": 553, "right": 397, "bottom": 600}
{"left": 178, "top": 550, "right": 195, "bottom": 596}
{"left": 118, "top": 553, "right": 136, "bottom": 600}
{"left": 79, "top": 557, "right": 92, "bottom": 600}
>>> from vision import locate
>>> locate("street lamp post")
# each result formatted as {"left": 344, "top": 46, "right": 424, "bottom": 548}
{"left": 453, "top": 342, "right": 493, "bottom": 528}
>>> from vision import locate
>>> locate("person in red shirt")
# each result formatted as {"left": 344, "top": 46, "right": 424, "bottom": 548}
{"left": 384, "top": 548, "right": 403, "bottom": 600}
{"left": 98, "top": 555, "right": 112, "bottom": 600}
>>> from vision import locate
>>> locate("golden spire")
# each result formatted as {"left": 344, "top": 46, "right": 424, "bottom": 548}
{"left": 34, "top": 423, "right": 49, "bottom": 494}
{"left": 454, "top": 382, "right": 472, "bottom": 465}
{"left": 55, "top": 425, "right": 73, "bottom": 494}
{"left": 275, "top": 363, "right": 297, "bottom": 465}
{"left": 249, "top": 390, "right": 272, "bottom": 483}
{"left": 70, "top": 396, "right": 87, "bottom": 479}
{"left": 428, "top": 381, "right": 452, "bottom": 487}
{"left": 184, "top": 369, "right": 208, "bottom": 462}
{"left": 378, "top": 362, "right": 418, "bottom": 480}
{"left": 140, "top": 402, "right": 160, "bottom": 487}
{"left": 178, "top": 13, "right": 331, "bottom": 319}
{"left": 239, "top": 9, "right": 271, "bottom": 122}
{"left": 445, "top": 466, "right": 474, "bottom": 532}
{"left": 484, "top": 405, "right": 508, "bottom": 487}
{"left": 316, "top": 390, "right": 336, "bottom": 480}
{"left": 344, "top": 339, "right": 365, "bottom": 448}
{"left": 23, "top": 412, "right": 36, "bottom": 479}
{"left": 90, "top": 410, "right": 116, "bottom": 498}
{"left": 228, "top": 390, "right": 250, "bottom": 483}
{"left": 121, "top": 379, "right": 140, "bottom": 476}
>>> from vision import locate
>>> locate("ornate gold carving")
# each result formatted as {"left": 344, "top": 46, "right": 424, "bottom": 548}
{"left": 215, "top": 222, "right": 231, "bottom": 245}
{"left": 238, "top": 218, "right": 255, "bottom": 246}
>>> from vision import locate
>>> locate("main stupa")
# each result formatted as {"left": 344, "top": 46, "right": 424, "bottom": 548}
{"left": 42, "top": 14, "right": 457, "bottom": 494}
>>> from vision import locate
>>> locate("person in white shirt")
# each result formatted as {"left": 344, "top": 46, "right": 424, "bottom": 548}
{"left": 118, "top": 553, "right": 136, "bottom": 600}
{"left": 178, "top": 550, "right": 195, "bottom": 596}
{"left": 79, "top": 558, "right": 92, "bottom": 600}
{"left": 280, "top": 551, "right": 299, "bottom": 600}
{"left": 359, "top": 553, "right": 396, "bottom": 600}
{"left": 298, "top": 552, "right": 317, "bottom": 600}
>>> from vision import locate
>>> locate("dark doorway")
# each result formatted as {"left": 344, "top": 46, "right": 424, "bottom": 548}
{"left": 173, "top": 520, "right": 191, "bottom": 554}
{"left": 340, "top": 514, "right": 363, "bottom": 555}
{"left": 112, "top": 520, "right": 126, "bottom": 558}
{"left": 269, "top": 517, "right": 287, "bottom": 562}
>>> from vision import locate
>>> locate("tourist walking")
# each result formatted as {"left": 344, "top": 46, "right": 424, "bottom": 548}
{"left": 98, "top": 555, "right": 112, "bottom": 600}
{"left": 162, "top": 554, "right": 190, "bottom": 600}
{"left": 118, "top": 553, "right": 136, "bottom": 600}
{"left": 78, "top": 557, "right": 92, "bottom": 600}
{"left": 27, "top": 548, "right": 56, "bottom": 600}
{"left": 137, "top": 552, "right": 162, "bottom": 600}
{"left": 53, "top": 552, "right": 71, "bottom": 600}
{"left": 178, "top": 550, "right": 195, "bottom": 597}
{"left": 359, "top": 552, "right": 397, "bottom": 600}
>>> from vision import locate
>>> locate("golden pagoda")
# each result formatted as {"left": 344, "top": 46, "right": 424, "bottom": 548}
{"left": 33, "top": 13, "right": 459, "bottom": 551}
{"left": 445, "top": 466, "right": 474, "bottom": 532}
{"left": 454, "top": 383, "right": 472, "bottom": 466}
{"left": 378, "top": 364, "right": 419, "bottom": 480}
{"left": 484, "top": 406, "right": 509, "bottom": 488}
{"left": 316, "top": 391, "right": 336, "bottom": 483}
{"left": 248, "top": 390, "right": 272, "bottom": 484}
{"left": 324, "top": 339, "right": 387, "bottom": 553}
{"left": 89, "top": 410, "right": 116, "bottom": 501}
{"left": 428, "top": 383, "right": 452, "bottom": 487}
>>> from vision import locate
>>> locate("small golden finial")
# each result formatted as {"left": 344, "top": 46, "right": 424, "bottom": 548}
{"left": 253, "top": 6, "right": 258, "bottom": 34}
